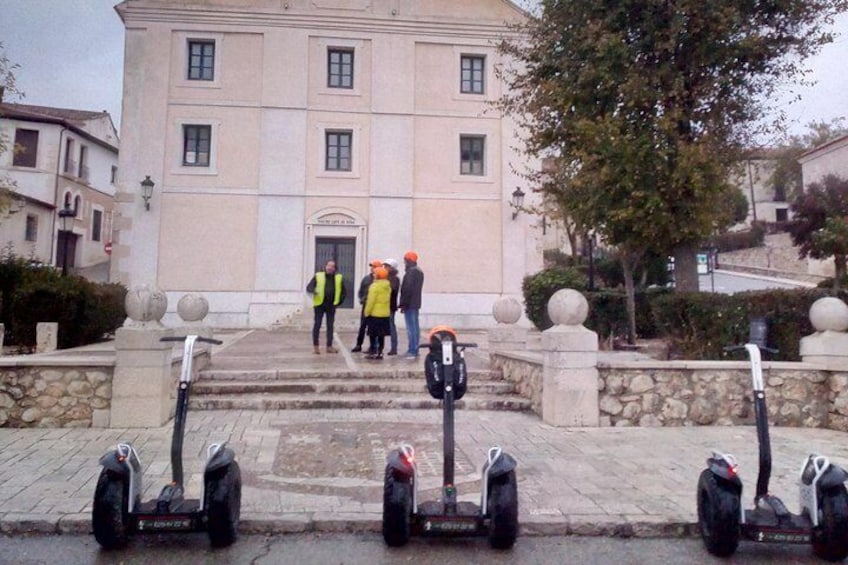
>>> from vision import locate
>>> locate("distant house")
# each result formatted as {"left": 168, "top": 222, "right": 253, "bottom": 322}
{"left": 799, "top": 134, "right": 848, "bottom": 185}
{"left": 732, "top": 152, "right": 791, "bottom": 226}
{"left": 0, "top": 102, "right": 119, "bottom": 278}
{"left": 112, "top": 0, "right": 542, "bottom": 328}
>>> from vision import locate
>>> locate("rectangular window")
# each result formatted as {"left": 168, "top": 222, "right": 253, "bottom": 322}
{"left": 78, "top": 145, "right": 88, "bottom": 180}
{"left": 110, "top": 165, "right": 118, "bottom": 184}
{"left": 64, "top": 138, "right": 75, "bottom": 174}
{"left": 12, "top": 129, "right": 38, "bottom": 167}
{"left": 461, "top": 55, "right": 485, "bottom": 94}
{"left": 327, "top": 48, "right": 354, "bottom": 89}
{"left": 25, "top": 214, "right": 37, "bottom": 242}
{"left": 460, "top": 135, "right": 485, "bottom": 175}
{"left": 187, "top": 40, "right": 215, "bottom": 81}
{"left": 92, "top": 209, "right": 102, "bottom": 242}
{"left": 182, "top": 125, "right": 212, "bottom": 167}
{"left": 325, "top": 130, "right": 352, "bottom": 171}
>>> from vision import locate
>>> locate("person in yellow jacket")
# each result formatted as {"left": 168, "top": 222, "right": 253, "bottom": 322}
{"left": 306, "top": 260, "right": 347, "bottom": 354}
{"left": 364, "top": 266, "right": 391, "bottom": 360}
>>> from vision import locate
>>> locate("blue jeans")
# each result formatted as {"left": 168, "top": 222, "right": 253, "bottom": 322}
{"left": 388, "top": 311, "right": 398, "bottom": 353}
{"left": 404, "top": 308, "right": 420, "bottom": 356}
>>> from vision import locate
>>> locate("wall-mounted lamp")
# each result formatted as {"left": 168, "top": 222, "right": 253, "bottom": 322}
{"left": 58, "top": 204, "right": 76, "bottom": 277}
{"left": 510, "top": 187, "right": 526, "bottom": 220}
{"left": 140, "top": 176, "right": 155, "bottom": 211}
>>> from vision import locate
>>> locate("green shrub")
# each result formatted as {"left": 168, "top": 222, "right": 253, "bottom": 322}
{"left": 0, "top": 251, "right": 127, "bottom": 350}
{"left": 522, "top": 267, "right": 587, "bottom": 330}
{"left": 651, "top": 288, "right": 844, "bottom": 360}
{"left": 590, "top": 253, "right": 670, "bottom": 289}
{"left": 711, "top": 222, "right": 766, "bottom": 252}
{"left": 585, "top": 288, "right": 670, "bottom": 339}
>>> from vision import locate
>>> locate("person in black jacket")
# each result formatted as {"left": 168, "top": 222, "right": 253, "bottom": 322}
{"left": 352, "top": 259, "right": 382, "bottom": 353}
{"left": 399, "top": 250, "right": 424, "bottom": 359}
{"left": 383, "top": 258, "right": 400, "bottom": 355}
{"left": 305, "top": 260, "right": 347, "bottom": 354}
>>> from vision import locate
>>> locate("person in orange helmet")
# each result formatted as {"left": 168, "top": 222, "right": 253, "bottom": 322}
{"left": 352, "top": 259, "right": 383, "bottom": 354}
{"left": 364, "top": 266, "right": 391, "bottom": 360}
{"left": 399, "top": 250, "right": 424, "bottom": 359}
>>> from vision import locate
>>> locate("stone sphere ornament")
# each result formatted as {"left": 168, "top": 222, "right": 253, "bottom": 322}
{"left": 125, "top": 285, "right": 168, "bottom": 323}
{"left": 809, "top": 296, "right": 848, "bottom": 332}
{"left": 548, "top": 288, "right": 589, "bottom": 327}
{"left": 177, "top": 293, "right": 209, "bottom": 322}
{"left": 492, "top": 296, "right": 522, "bottom": 324}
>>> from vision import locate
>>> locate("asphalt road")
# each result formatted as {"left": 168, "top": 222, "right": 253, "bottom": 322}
{"left": 0, "top": 533, "right": 835, "bottom": 565}
{"left": 699, "top": 270, "right": 811, "bottom": 294}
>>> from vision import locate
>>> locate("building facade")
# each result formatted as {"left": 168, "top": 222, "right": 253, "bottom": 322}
{"left": 0, "top": 103, "right": 119, "bottom": 277}
{"left": 112, "top": 0, "right": 542, "bottom": 328}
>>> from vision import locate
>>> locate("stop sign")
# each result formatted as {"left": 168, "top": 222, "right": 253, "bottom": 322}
{"left": 104, "top": 242, "right": 113, "bottom": 255}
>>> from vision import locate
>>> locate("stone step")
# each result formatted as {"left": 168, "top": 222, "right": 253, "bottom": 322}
{"left": 192, "top": 378, "right": 516, "bottom": 396}
{"left": 188, "top": 393, "right": 532, "bottom": 412}
{"left": 199, "top": 368, "right": 502, "bottom": 382}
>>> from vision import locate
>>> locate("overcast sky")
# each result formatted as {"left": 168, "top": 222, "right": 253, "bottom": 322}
{"left": 0, "top": 0, "right": 845, "bottom": 141}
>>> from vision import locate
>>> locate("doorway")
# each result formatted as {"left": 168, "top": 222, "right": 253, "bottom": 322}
{"left": 315, "top": 237, "right": 356, "bottom": 309}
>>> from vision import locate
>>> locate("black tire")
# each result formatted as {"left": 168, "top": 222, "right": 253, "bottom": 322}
{"left": 813, "top": 485, "right": 848, "bottom": 562}
{"left": 92, "top": 470, "right": 129, "bottom": 549}
{"left": 488, "top": 470, "right": 518, "bottom": 549}
{"left": 205, "top": 461, "right": 242, "bottom": 548}
{"left": 382, "top": 465, "right": 413, "bottom": 547}
{"left": 696, "top": 469, "right": 740, "bottom": 557}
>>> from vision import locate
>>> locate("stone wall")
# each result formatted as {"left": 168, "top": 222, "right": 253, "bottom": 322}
{"left": 491, "top": 353, "right": 542, "bottom": 415}
{"left": 0, "top": 366, "right": 113, "bottom": 427}
{"left": 492, "top": 352, "right": 848, "bottom": 431}
{"left": 718, "top": 233, "right": 826, "bottom": 283}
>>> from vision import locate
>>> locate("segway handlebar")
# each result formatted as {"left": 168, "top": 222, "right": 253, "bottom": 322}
{"left": 419, "top": 342, "right": 477, "bottom": 350}
{"left": 161, "top": 336, "right": 223, "bottom": 345}
{"left": 723, "top": 343, "right": 778, "bottom": 355}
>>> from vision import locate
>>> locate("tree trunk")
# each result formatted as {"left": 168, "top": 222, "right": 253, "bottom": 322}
{"left": 834, "top": 254, "right": 846, "bottom": 291}
{"left": 673, "top": 242, "right": 699, "bottom": 292}
{"left": 620, "top": 252, "right": 639, "bottom": 345}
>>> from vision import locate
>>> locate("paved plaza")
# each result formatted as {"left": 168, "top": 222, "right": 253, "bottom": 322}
{"left": 2, "top": 328, "right": 848, "bottom": 539}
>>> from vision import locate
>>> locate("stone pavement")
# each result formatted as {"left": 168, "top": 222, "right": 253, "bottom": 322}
{"left": 2, "top": 328, "right": 848, "bottom": 539}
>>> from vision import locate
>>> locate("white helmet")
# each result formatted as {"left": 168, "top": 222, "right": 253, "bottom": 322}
{"left": 383, "top": 258, "right": 398, "bottom": 269}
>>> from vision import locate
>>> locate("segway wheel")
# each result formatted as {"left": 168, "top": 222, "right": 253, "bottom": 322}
{"left": 92, "top": 470, "right": 129, "bottom": 549}
{"left": 696, "top": 469, "right": 740, "bottom": 557}
{"left": 813, "top": 485, "right": 848, "bottom": 562}
{"left": 382, "top": 465, "right": 413, "bottom": 547}
{"left": 488, "top": 470, "right": 518, "bottom": 549}
{"left": 205, "top": 461, "right": 242, "bottom": 548}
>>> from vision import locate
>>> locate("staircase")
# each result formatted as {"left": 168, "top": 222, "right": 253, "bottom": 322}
{"left": 189, "top": 366, "right": 531, "bottom": 412}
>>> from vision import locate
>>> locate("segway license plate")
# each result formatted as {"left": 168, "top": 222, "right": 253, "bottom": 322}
{"left": 135, "top": 514, "right": 201, "bottom": 532}
{"left": 419, "top": 516, "right": 482, "bottom": 536}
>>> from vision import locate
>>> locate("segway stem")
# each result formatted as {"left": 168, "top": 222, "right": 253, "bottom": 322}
{"left": 744, "top": 343, "right": 772, "bottom": 501}
{"left": 443, "top": 360, "right": 455, "bottom": 488}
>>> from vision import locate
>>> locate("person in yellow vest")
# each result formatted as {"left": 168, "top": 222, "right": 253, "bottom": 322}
{"left": 363, "top": 266, "right": 391, "bottom": 360}
{"left": 306, "top": 260, "right": 347, "bottom": 354}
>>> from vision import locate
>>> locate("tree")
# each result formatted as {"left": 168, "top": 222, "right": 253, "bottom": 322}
{"left": 789, "top": 175, "right": 848, "bottom": 289}
{"left": 498, "top": 0, "right": 846, "bottom": 343}
{"left": 770, "top": 118, "right": 848, "bottom": 201}
{"left": 0, "top": 41, "right": 24, "bottom": 216}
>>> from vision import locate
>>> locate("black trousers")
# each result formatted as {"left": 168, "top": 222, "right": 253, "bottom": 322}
{"left": 355, "top": 307, "right": 375, "bottom": 351}
{"left": 312, "top": 304, "right": 336, "bottom": 346}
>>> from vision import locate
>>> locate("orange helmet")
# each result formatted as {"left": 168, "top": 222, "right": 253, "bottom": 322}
{"left": 370, "top": 259, "right": 383, "bottom": 268}
{"left": 404, "top": 250, "right": 418, "bottom": 263}
{"left": 374, "top": 267, "right": 389, "bottom": 279}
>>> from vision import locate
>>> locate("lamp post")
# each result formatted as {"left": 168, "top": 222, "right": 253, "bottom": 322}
{"left": 511, "top": 187, "right": 525, "bottom": 220}
{"left": 58, "top": 205, "right": 75, "bottom": 276}
{"left": 140, "top": 176, "right": 154, "bottom": 210}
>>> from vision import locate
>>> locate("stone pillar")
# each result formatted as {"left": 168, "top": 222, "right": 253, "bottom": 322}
{"left": 800, "top": 296, "right": 848, "bottom": 370}
{"left": 36, "top": 322, "right": 58, "bottom": 353}
{"left": 488, "top": 296, "right": 527, "bottom": 353}
{"left": 174, "top": 293, "right": 213, "bottom": 340}
{"left": 541, "top": 289, "right": 599, "bottom": 427}
{"left": 110, "top": 285, "right": 174, "bottom": 428}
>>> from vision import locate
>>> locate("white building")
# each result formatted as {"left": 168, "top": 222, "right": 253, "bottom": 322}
{"left": 0, "top": 103, "right": 119, "bottom": 276}
{"left": 112, "top": 0, "right": 542, "bottom": 328}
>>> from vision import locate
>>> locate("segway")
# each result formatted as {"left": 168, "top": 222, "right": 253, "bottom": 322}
{"left": 382, "top": 325, "right": 518, "bottom": 549}
{"left": 93, "top": 335, "right": 242, "bottom": 549}
{"left": 697, "top": 342, "right": 848, "bottom": 561}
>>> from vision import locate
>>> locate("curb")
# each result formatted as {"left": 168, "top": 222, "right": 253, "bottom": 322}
{"left": 0, "top": 512, "right": 699, "bottom": 539}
